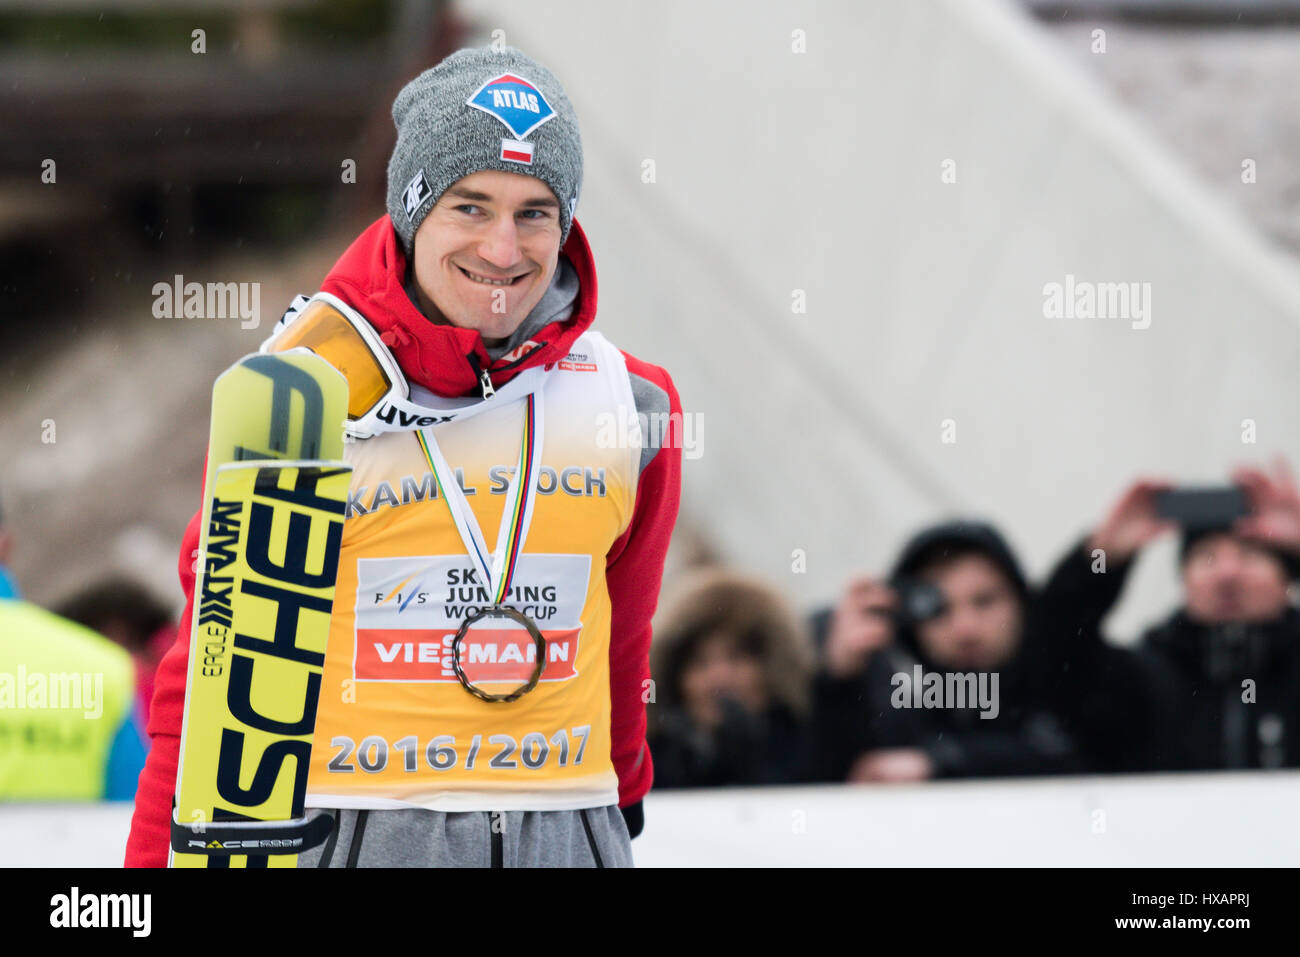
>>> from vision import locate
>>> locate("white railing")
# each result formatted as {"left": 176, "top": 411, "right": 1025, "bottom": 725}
{"left": 4, "top": 771, "right": 1298, "bottom": 866}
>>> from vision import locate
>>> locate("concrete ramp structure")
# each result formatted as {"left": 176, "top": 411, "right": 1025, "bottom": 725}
{"left": 458, "top": 0, "right": 1300, "bottom": 631}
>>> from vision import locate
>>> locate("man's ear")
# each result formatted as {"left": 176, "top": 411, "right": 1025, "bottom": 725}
{"left": 0, "top": 530, "right": 13, "bottom": 565}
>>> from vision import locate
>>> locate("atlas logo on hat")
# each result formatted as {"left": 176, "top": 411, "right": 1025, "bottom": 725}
{"left": 466, "top": 73, "right": 556, "bottom": 166}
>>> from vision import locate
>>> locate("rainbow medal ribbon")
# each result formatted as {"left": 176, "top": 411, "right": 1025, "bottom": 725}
{"left": 415, "top": 389, "right": 547, "bottom": 702}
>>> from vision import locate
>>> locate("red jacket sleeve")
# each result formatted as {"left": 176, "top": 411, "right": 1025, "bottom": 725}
{"left": 124, "top": 502, "right": 202, "bottom": 867}
{"left": 605, "top": 355, "right": 683, "bottom": 807}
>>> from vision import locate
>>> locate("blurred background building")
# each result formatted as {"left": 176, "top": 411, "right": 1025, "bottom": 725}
{"left": 3, "top": 0, "right": 1298, "bottom": 633}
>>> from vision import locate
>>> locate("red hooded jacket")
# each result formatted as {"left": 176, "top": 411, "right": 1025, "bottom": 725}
{"left": 124, "top": 215, "right": 682, "bottom": 866}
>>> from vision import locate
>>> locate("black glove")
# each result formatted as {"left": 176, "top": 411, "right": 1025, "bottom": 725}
{"left": 620, "top": 800, "right": 644, "bottom": 839}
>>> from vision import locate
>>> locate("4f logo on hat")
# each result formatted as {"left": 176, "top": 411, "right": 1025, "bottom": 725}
{"left": 402, "top": 169, "right": 432, "bottom": 221}
{"left": 466, "top": 73, "right": 555, "bottom": 166}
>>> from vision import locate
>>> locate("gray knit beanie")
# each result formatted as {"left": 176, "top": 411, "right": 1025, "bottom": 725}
{"left": 386, "top": 45, "right": 584, "bottom": 256}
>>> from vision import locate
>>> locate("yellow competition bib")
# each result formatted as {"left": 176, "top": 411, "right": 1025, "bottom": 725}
{"left": 307, "top": 331, "right": 641, "bottom": 811}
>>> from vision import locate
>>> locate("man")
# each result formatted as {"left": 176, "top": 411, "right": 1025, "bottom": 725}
{"left": 0, "top": 599, "right": 145, "bottom": 801}
{"left": 0, "top": 497, "right": 147, "bottom": 800}
{"left": 1038, "top": 461, "right": 1300, "bottom": 772}
{"left": 813, "top": 521, "right": 1081, "bottom": 782}
{"left": 126, "top": 46, "right": 683, "bottom": 867}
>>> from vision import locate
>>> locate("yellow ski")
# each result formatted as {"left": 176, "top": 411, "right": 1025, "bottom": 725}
{"left": 171, "top": 352, "right": 350, "bottom": 868}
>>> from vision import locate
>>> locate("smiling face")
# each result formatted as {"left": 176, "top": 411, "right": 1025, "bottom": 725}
{"left": 409, "top": 169, "right": 563, "bottom": 347}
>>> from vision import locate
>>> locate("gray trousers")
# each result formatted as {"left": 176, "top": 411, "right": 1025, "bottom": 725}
{"left": 297, "top": 805, "right": 633, "bottom": 868}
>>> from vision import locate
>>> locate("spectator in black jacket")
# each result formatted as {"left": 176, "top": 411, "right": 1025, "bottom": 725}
{"left": 1038, "top": 459, "right": 1300, "bottom": 772}
{"left": 812, "top": 522, "right": 1082, "bottom": 783}
{"left": 648, "top": 567, "right": 819, "bottom": 788}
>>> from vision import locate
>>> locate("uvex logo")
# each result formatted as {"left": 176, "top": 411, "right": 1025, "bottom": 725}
{"left": 375, "top": 403, "right": 455, "bottom": 428}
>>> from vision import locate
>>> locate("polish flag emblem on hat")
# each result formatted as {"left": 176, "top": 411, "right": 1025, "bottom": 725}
{"left": 500, "top": 138, "right": 535, "bottom": 165}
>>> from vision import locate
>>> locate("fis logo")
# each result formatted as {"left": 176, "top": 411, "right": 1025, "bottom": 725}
{"left": 373, "top": 573, "right": 431, "bottom": 613}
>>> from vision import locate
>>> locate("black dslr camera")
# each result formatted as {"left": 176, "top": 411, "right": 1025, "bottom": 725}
{"left": 891, "top": 577, "right": 948, "bottom": 627}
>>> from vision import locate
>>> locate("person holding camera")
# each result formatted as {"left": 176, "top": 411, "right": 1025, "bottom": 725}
{"left": 812, "top": 521, "right": 1082, "bottom": 783}
{"left": 647, "top": 567, "right": 818, "bottom": 788}
{"left": 1037, "top": 459, "right": 1300, "bottom": 772}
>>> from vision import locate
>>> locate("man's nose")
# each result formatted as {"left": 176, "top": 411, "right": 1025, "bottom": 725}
{"left": 1213, "top": 555, "right": 1246, "bottom": 583}
{"left": 476, "top": 216, "right": 524, "bottom": 269}
{"left": 949, "top": 605, "right": 982, "bottom": 635}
